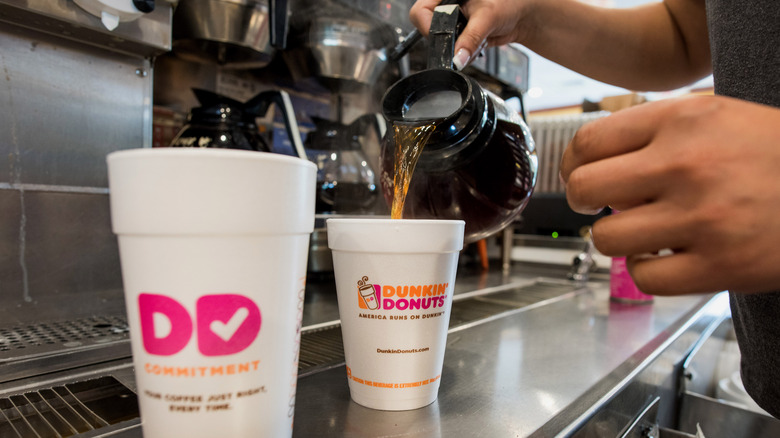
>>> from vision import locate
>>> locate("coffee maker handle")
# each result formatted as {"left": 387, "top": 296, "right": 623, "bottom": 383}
{"left": 245, "top": 90, "right": 308, "bottom": 159}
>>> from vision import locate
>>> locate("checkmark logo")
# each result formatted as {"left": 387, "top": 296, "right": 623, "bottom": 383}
{"left": 210, "top": 307, "right": 249, "bottom": 342}
{"left": 197, "top": 295, "right": 262, "bottom": 356}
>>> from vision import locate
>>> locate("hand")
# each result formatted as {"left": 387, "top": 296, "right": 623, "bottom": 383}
{"left": 409, "top": 0, "right": 533, "bottom": 69}
{"left": 560, "top": 95, "right": 780, "bottom": 295}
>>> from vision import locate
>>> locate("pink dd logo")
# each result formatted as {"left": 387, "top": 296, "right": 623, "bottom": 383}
{"left": 138, "top": 293, "right": 262, "bottom": 357}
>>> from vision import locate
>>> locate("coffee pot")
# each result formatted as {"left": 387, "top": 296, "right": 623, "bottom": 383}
{"left": 379, "top": 5, "right": 538, "bottom": 242}
{"left": 170, "top": 88, "right": 307, "bottom": 159}
{"left": 304, "top": 114, "right": 386, "bottom": 214}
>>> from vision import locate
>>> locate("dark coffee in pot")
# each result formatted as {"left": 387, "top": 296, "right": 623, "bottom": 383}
{"left": 380, "top": 5, "right": 537, "bottom": 242}
{"left": 382, "top": 118, "right": 536, "bottom": 241}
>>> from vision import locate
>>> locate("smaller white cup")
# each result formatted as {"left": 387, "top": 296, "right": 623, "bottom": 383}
{"left": 327, "top": 218, "right": 464, "bottom": 410}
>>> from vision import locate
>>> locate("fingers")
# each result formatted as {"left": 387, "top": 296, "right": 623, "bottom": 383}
{"left": 454, "top": 39, "right": 489, "bottom": 70}
{"left": 409, "top": 0, "right": 443, "bottom": 37}
{"left": 561, "top": 99, "right": 685, "bottom": 214}
{"left": 453, "top": 11, "right": 495, "bottom": 68}
{"left": 564, "top": 146, "right": 663, "bottom": 215}
{"left": 627, "top": 239, "right": 778, "bottom": 295}
{"left": 590, "top": 204, "right": 694, "bottom": 257}
{"left": 411, "top": 0, "right": 515, "bottom": 69}
{"left": 626, "top": 252, "right": 720, "bottom": 295}
{"left": 561, "top": 96, "right": 780, "bottom": 296}
{"left": 560, "top": 99, "right": 678, "bottom": 183}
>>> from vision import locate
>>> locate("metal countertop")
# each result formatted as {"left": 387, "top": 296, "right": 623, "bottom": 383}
{"left": 292, "top": 268, "right": 722, "bottom": 437}
{"left": 0, "top": 263, "right": 725, "bottom": 437}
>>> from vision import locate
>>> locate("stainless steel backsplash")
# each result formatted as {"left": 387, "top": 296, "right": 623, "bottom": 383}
{"left": 0, "top": 1, "right": 171, "bottom": 326}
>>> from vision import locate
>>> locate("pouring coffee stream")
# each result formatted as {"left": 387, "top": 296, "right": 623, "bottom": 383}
{"left": 380, "top": 5, "right": 538, "bottom": 242}
{"left": 389, "top": 123, "right": 435, "bottom": 220}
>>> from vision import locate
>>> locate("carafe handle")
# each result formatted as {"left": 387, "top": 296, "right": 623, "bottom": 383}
{"left": 191, "top": 88, "right": 243, "bottom": 108}
{"left": 428, "top": 5, "right": 467, "bottom": 70}
{"left": 132, "top": 0, "right": 155, "bottom": 13}
{"left": 352, "top": 113, "right": 387, "bottom": 145}
{"left": 388, "top": 0, "right": 461, "bottom": 62}
{"left": 268, "top": 0, "right": 289, "bottom": 49}
{"left": 245, "top": 90, "right": 307, "bottom": 159}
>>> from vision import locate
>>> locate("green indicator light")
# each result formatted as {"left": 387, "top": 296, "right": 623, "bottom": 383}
{"left": 552, "top": 231, "right": 559, "bottom": 239}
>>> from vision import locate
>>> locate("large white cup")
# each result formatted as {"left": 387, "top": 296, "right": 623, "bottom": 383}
{"left": 327, "top": 218, "right": 464, "bottom": 411}
{"left": 107, "top": 148, "right": 316, "bottom": 438}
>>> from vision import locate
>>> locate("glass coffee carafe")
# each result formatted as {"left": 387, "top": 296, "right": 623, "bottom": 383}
{"left": 305, "top": 114, "right": 385, "bottom": 214}
{"left": 379, "top": 5, "right": 538, "bottom": 242}
{"left": 170, "top": 88, "right": 307, "bottom": 159}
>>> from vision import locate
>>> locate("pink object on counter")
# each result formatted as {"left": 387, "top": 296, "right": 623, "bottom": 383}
{"left": 610, "top": 256, "right": 654, "bottom": 303}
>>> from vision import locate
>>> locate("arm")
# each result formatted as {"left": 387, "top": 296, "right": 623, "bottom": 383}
{"left": 410, "top": 0, "right": 711, "bottom": 91}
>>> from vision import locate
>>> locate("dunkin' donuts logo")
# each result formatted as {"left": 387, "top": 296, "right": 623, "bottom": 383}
{"left": 138, "top": 293, "right": 261, "bottom": 357}
{"left": 356, "top": 276, "right": 449, "bottom": 311}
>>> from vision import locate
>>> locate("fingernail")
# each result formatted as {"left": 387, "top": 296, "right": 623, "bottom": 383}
{"left": 453, "top": 49, "right": 471, "bottom": 70}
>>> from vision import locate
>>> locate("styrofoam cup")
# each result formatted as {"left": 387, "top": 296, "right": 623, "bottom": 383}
{"left": 327, "top": 218, "right": 465, "bottom": 410}
{"left": 107, "top": 148, "right": 316, "bottom": 438}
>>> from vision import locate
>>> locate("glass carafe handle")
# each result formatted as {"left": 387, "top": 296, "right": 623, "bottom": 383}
{"left": 352, "top": 113, "right": 387, "bottom": 145}
{"left": 268, "top": 0, "right": 289, "bottom": 49}
{"left": 428, "top": 5, "right": 467, "bottom": 70}
{"left": 245, "top": 90, "right": 307, "bottom": 159}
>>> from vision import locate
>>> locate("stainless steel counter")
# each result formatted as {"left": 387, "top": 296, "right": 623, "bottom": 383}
{"left": 293, "top": 266, "right": 722, "bottom": 437}
{"left": 0, "top": 262, "right": 728, "bottom": 437}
